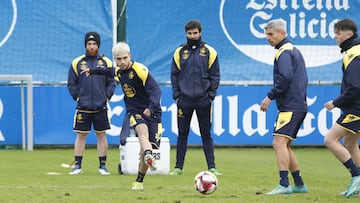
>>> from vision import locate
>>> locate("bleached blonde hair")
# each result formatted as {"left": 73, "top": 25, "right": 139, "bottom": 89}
{"left": 112, "top": 41, "right": 131, "bottom": 56}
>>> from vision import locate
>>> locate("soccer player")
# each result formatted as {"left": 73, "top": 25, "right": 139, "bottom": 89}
{"left": 82, "top": 42, "right": 162, "bottom": 191}
{"left": 169, "top": 20, "right": 221, "bottom": 176}
{"left": 67, "top": 32, "right": 116, "bottom": 175}
{"left": 324, "top": 18, "right": 360, "bottom": 198}
{"left": 260, "top": 19, "right": 308, "bottom": 194}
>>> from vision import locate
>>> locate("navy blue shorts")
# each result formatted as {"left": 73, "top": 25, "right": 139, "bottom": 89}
{"left": 336, "top": 113, "right": 360, "bottom": 134}
{"left": 273, "top": 111, "right": 307, "bottom": 140}
{"left": 73, "top": 109, "right": 110, "bottom": 133}
{"left": 128, "top": 113, "right": 162, "bottom": 149}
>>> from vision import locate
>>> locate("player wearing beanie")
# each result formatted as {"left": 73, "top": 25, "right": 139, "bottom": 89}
{"left": 67, "top": 31, "right": 115, "bottom": 175}
{"left": 84, "top": 32, "right": 101, "bottom": 48}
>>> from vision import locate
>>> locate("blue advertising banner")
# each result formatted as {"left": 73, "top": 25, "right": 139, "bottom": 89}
{"left": 2, "top": 1, "right": 358, "bottom": 84}
{"left": 0, "top": 0, "right": 357, "bottom": 147}
{"left": 0, "top": 85, "right": 344, "bottom": 146}
{"left": 126, "top": 0, "right": 359, "bottom": 83}
{"left": 0, "top": 0, "right": 114, "bottom": 83}
{"left": 0, "top": 1, "right": 359, "bottom": 84}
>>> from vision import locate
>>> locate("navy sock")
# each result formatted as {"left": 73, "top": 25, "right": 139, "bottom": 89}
{"left": 291, "top": 170, "right": 304, "bottom": 186}
{"left": 136, "top": 172, "right": 146, "bottom": 182}
{"left": 343, "top": 159, "right": 360, "bottom": 177}
{"left": 75, "top": 156, "right": 82, "bottom": 168}
{"left": 279, "top": 171, "right": 289, "bottom": 187}
{"left": 99, "top": 156, "right": 107, "bottom": 168}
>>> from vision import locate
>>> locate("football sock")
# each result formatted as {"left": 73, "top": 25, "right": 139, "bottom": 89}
{"left": 343, "top": 158, "right": 360, "bottom": 177}
{"left": 75, "top": 156, "right": 82, "bottom": 168}
{"left": 99, "top": 156, "right": 107, "bottom": 168}
{"left": 291, "top": 170, "right": 304, "bottom": 186}
{"left": 279, "top": 170, "right": 289, "bottom": 187}
{"left": 136, "top": 172, "right": 146, "bottom": 182}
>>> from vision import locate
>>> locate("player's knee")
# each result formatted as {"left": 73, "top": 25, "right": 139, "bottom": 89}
{"left": 323, "top": 135, "right": 333, "bottom": 147}
{"left": 77, "top": 133, "right": 87, "bottom": 139}
{"left": 271, "top": 140, "right": 279, "bottom": 149}
{"left": 343, "top": 142, "right": 350, "bottom": 150}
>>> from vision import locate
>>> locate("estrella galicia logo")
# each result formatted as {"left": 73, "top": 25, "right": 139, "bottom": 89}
{"left": 0, "top": 0, "right": 17, "bottom": 48}
{"left": 219, "top": 0, "right": 355, "bottom": 67}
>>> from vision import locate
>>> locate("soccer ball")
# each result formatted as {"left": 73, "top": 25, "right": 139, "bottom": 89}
{"left": 194, "top": 171, "right": 218, "bottom": 195}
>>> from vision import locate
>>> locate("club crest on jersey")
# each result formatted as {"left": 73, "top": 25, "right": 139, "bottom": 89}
{"left": 182, "top": 50, "right": 189, "bottom": 60}
{"left": 80, "top": 61, "right": 87, "bottom": 70}
{"left": 97, "top": 60, "right": 104, "bottom": 67}
{"left": 129, "top": 71, "right": 134, "bottom": 79}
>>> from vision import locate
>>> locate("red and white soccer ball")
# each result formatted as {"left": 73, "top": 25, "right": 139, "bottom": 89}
{"left": 194, "top": 171, "right": 218, "bottom": 195}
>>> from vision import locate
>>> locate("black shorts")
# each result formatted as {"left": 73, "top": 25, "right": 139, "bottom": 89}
{"left": 73, "top": 109, "right": 110, "bottom": 133}
{"left": 273, "top": 111, "right": 307, "bottom": 140}
{"left": 336, "top": 113, "right": 360, "bottom": 134}
{"left": 128, "top": 113, "right": 162, "bottom": 149}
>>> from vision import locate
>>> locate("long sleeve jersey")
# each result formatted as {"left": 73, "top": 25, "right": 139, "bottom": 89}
{"left": 333, "top": 37, "right": 360, "bottom": 114}
{"left": 267, "top": 38, "right": 308, "bottom": 112}
{"left": 171, "top": 40, "right": 220, "bottom": 100}
{"left": 90, "top": 61, "right": 162, "bottom": 119}
{"left": 67, "top": 53, "right": 116, "bottom": 111}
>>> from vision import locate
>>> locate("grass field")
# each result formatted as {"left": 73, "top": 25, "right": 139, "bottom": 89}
{"left": 0, "top": 146, "right": 359, "bottom": 203}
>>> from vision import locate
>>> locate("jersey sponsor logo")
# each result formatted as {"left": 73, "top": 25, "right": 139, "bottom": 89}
{"left": 219, "top": 0, "right": 353, "bottom": 67}
{"left": 123, "top": 83, "right": 136, "bottom": 98}
{"left": 0, "top": 0, "right": 17, "bottom": 48}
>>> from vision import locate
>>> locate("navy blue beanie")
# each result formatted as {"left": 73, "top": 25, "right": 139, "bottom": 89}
{"left": 84, "top": 32, "right": 100, "bottom": 48}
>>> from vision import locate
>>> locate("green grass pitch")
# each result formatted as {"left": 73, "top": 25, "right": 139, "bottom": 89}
{"left": 0, "top": 146, "right": 359, "bottom": 202}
